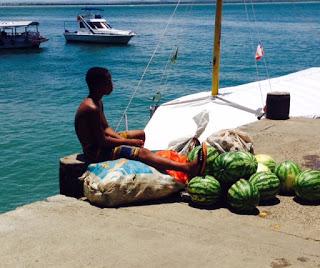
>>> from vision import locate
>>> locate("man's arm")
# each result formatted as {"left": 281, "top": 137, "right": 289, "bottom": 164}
{"left": 104, "top": 127, "right": 123, "bottom": 139}
{"left": 99, "top": 101, "right": 123, "bottom": 139}
{"left": 100, "top": 102, "right": 143, "bottom": 146}
{"left": 105, "top": 134, "right": 144, "bottom": 148}
{"left": 88, "top": 109, "right": 143, "bottom": 148}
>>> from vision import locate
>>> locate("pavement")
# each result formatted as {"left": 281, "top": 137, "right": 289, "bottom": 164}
{"left": 0, "top": 118, "right": 319, "bottom": 268}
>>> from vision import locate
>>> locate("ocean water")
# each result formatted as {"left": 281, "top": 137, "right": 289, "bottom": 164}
{"left": 0, "top": 3, "right": 319, "bottom": 213}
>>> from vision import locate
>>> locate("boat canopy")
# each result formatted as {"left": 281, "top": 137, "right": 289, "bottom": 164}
{"left": 89, "top": 19, "right": 107, "bottom": 23}
{"left": 0, "top": 21, "right": 39, "bottom": 28}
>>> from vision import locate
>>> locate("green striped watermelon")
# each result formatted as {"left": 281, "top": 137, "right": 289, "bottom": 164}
{"left": 275, "top": 160, "right": 301, "bottom": 194}
{"left": 294, "top": 170, "right": 320, "bottom": 202}
{"left": 249, "top": 171, "right": 280, "bottom": 201}
{"left": 255, "top": 154, "right": 277, "bottom": 172}
{"left": 187, "top": 175, "right": 221, "bottom": 205}
{"left": 211, "top": 151, "right": 258, "bottom": 185}
{"left": 188, "top": 145, "right": 220, "bottom": 176}
{"left": 187, "top": 145, "right": 202, "bottom": 162}
{"left": 227, "top": 179, "right": 260, "bottom": 212}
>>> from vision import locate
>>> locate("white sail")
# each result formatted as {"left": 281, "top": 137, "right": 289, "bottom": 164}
{"left": 144, "top": 67, "right": 320, "bottom": 151}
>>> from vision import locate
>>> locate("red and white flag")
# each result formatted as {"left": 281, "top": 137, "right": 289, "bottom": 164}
{"left": 255, "top": 43, "right": 264, "bottom": 61}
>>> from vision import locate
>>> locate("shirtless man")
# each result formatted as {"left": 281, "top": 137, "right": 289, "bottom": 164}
{"left": 74, "top": 67, "right": 206, "bottom": 177}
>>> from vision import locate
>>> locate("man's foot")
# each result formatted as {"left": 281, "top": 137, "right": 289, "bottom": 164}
{"left": 189, "top": 142, "right": 207, "bottom": 179}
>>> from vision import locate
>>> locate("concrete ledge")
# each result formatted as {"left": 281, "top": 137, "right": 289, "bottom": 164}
{"left": 0, "top": 194, "right": 319, "bottom": 267}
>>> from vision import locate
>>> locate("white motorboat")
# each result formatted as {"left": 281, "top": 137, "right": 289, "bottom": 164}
{"left": 63, "top": 8, "right": 136, "bottom": 45}
{"left": 0, "top": 21, "right": 48, "bottom": 49}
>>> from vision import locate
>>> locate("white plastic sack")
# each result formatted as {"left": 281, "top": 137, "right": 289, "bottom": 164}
{"left": 81, "top": 158, "right": 184, "bottom": 207}
{"left": 168, "top": 110, "right": 209, "bottom": 155}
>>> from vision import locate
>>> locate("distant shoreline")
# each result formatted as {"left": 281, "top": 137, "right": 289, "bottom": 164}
{"left": 1, "top": 1, "right": 319, "bottom": 7}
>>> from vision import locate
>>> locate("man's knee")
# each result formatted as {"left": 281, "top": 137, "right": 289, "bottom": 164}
{"left": 137, "top": 147, "right": 152, "bottom": 159}
{"left": 139, "top": 130, "right": 146, "bottom": 141}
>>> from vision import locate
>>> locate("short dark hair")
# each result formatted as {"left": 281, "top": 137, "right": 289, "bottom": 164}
{"left": 86, "top": 67, "right": 111, "bottom": 94}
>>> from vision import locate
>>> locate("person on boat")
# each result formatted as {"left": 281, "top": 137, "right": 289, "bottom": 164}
{"left": 74, "top": 67, "right": 207, "bottom": 178}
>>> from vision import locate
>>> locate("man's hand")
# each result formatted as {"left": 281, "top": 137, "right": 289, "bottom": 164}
{"left": 128, "top": 139, "right": 144, "bottom": 147}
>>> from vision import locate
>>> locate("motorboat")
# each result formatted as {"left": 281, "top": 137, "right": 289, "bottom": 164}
{"left": 63, "top": 8, "right": 136, "bottom": 45}
{"left": 0, "top": 21, "right": 48, "bottom": 49}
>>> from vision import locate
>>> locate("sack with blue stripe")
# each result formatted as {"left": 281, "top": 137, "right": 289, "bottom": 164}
{"left": 82, "top": 158, "right": 184, "bottom": 207}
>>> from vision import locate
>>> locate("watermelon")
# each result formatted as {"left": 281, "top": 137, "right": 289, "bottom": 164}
{"left": 187, "top": 175, "right": 221, "bottom": 205}
{"left": 227, "top": 179, "right": 260, "bottom": 212}
{"left": 255, "top": 154, "right": 277, "bottom": 172}
{"left": 275, "top": 160, "right": 301, "bottom": 194}
{"left": 188, "top": 145, "right": 220, "bottom": 176}
{"left": 187, "top": 145, "right": 201, "bottom": 161}
{"left": 249, "top": 171, "right": 280, "bottom": 201}
{"left": 294, "top": 170, "right": 320, "bottom": 202}
{"left": 257, "top": 162, "right": 270, "bottom": 173}
{"left": 211, "top": 151, "right": 258, "bottom": 185}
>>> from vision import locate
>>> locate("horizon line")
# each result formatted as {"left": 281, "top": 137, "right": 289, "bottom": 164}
{"left": 1, "top": 0, "right": 318, "bottom": 7}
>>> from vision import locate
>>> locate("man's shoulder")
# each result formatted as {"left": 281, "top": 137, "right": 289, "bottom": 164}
{"left": 76, "top": 99, "right": 100, "bottom": 118}
{"left": 81, "top": 98, "right": 99, "bottom": 112}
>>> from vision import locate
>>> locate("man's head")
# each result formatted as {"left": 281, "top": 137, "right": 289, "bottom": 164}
{"left": 86, "top": 67, "right": 113, "bottom": 96}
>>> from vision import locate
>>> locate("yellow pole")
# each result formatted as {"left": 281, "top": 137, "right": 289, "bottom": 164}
{"left": 212, "top": 0, "right": 223, "bottom": 96}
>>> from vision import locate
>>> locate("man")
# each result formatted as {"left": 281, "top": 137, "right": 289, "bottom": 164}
{"left": 74, "top": 67, "right": 206, "bottom": 178}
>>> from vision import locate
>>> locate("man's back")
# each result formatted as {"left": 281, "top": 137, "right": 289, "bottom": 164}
{"left": 75, "top": 98, "right": 107, "bottom": 162}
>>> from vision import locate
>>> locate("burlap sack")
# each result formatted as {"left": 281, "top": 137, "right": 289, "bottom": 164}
{"left": 81, "top": 158, "right": 184, "bottom": 207}
{"left": 206, "top": 129, "right": 254, "bottom": 154}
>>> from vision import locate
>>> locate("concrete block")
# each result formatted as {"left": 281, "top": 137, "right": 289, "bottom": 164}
{"left": 59, "top": 153, "right": 89, "bottom": 198}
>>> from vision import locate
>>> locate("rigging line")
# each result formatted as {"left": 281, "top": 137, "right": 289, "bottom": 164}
{"left": 115, "top": 0, "right": 183, "bottom": 131}
{"left": 162, "top": 94, "right": 263, "bottom": 117}
{"left": 242, "top": 0, "right": 265, "bottom": 107}
{"left": 248, "top": 0, "right": 272, "bottom": 92}
{"left": 214, "top": 96, "right": 263, "bottom": 116}
{"left": 158, "top": 46, "right": 177, "bottom": 91}
{"left": 157, "top": 2, "right": 196, "bottom": 97}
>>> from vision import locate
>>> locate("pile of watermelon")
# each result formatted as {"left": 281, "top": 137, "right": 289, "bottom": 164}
{"left": 186, "top": 145, "right": 320, "bottom": 213}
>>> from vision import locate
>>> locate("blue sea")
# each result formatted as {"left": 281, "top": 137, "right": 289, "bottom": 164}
{"left": 0, "top": 3, "right": 319, "bottom": 213}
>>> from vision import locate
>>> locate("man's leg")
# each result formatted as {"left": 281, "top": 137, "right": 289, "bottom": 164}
{"left": 113, "top": 143, "right": 207, "bottom": 178}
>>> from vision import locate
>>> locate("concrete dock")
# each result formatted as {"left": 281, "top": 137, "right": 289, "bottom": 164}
{"left": 0, "top": 118, "right": 319, "bottom": 267}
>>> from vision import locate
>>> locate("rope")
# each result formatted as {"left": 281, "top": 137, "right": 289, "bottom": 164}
{"left": 248, "top": 0, "right": 272, "bottom": 92}
{"left": 242, "top": 0, "right": 266, "bottom": 107}
{"left": 155, "top": 2, "right": 196, "bottom": 101}
{"left": 116, "top": 0, "right": 183, "bottom": 131}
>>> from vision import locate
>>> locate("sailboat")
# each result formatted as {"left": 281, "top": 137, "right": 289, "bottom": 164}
{"left": 142, "top": 1, "right": 320, "bottom": 151}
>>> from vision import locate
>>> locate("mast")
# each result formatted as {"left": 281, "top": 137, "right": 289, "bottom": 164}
{"left": 211, "top": 0, "right": 223, "bottom": 96}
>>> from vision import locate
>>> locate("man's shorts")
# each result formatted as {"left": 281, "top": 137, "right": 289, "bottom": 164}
{"left": 112, "top": 145, "right": 140, "bottom": 160}
{"left": 111, "top": 132, "right": 140, "bottom": 159}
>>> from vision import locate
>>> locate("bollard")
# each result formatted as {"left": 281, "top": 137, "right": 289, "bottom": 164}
{"left": 266, "top": 92, "right": 290, "bottom": 120}
{"left": 59, "top": 153, "right": 88, "bottom": 198}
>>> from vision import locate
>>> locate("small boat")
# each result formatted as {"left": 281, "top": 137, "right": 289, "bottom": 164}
{"left": 63, "top": 8, "right": 136, "bottom": 45}
{"left": 0, "top": 21, "right": 48, "bottom": 49}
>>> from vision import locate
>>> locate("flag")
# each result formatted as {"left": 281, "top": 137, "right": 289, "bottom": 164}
{"left": 255, "top": 43, "right": 264, "bottom": 61}
{"left": 171, "top": 47, "right": 178, "bottom": 63}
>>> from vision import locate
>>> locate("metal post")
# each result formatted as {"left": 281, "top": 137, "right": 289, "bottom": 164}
{"left": 212, "top": 0, "right": 223, "bottom": 96}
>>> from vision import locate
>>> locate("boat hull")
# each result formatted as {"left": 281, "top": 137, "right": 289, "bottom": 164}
{"left": 0, "top": 37, "right": 48, "bottom": 49}
{"left": 64, "top": 32, "right": 134, "bottom": 45}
